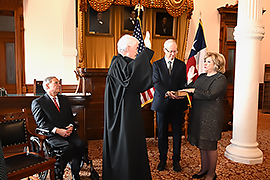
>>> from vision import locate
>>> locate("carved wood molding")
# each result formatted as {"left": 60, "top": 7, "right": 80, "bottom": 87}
{"left": 164, "top": 0, "right": 193, "bottom": 18}
{"left": 88, "top": 0, "right": 114, "bottom": 12}
{"left": 83, "top": 0, "right": 193, "bottom": 18}
{"left": 131, "top": 0, "right": 164, "bottom": 9}
{"left": 78, "top": 0, "right": 86, "bottom": 68}
{"left": 0, "top": 0, "right": 23, "bottom": 6}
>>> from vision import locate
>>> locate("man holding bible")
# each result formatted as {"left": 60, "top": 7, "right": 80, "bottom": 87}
{"left": 102, "top": 33, "right": 154, "bottom": 180}
{"left": 151, "top": 39, "right": 187, "bottom": 172}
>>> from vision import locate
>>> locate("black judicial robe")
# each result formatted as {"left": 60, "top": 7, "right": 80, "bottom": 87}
{"left": 102, "top": 48, "right": 154, "bottom": 180}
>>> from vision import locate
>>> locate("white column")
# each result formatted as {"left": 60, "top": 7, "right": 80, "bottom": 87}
{"left": 225, "top": 0, "right": 264, "bottom": 164}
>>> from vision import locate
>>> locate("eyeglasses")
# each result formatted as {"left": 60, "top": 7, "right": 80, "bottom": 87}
{"left": 165, "top": 48, "right": 178, "bottom": 54}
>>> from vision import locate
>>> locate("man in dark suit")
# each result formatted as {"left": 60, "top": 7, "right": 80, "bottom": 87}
{"left": 31, "top": 76, "right": 86, "bottom": 180}
{"left": 92, "top": 12, "right": 108, "bottom": 33}
{"left": 156, "top": 16, "right": 172, "bottom": 36}
{"left": 151, "top": 39, "right": 187, "bottom": 172}
{"left": 124, "top": 10, "right": 137, "bottom": 31}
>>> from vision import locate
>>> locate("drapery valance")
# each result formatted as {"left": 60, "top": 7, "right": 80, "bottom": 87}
{"left": 80, "top": 0, "right": 193, "bottom": 18}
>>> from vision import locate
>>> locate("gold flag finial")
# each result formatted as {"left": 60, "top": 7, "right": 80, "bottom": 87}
{"left": 134, "top": 3, "right": 144, "bottom": 17}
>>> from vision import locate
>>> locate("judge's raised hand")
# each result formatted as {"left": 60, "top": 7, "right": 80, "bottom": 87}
{"left": 187, "top": 66, "right": 197, "bottom": 84}
{"left": 144, "top": 31, "right": 151, "bottom": 49}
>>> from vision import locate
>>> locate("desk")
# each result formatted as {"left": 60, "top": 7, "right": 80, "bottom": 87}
{"left": 0, "top": 93, "right": 91, "bottom": 142}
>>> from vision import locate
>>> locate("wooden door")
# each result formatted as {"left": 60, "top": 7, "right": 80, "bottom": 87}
{"left": 224, "top": 43, "right": 236, "bottom": 107}
{"left": 0, "top": 32, "right": 16, "bottom": 94}
{"left": 0, "top": 1, "right": 25, "bottom": 94}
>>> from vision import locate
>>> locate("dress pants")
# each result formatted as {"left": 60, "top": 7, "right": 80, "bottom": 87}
{"left": 157, "top": 109, "right": 183, "bottom": 162}
{"left": 47, "top": 133, "right": 86, "bottom": 176}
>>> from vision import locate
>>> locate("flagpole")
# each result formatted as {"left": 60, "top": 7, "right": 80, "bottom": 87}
{"left": 134, "top": 4, "right": 144, "bottom": 33}
{"left": 199, "top": 11, "right": 202, "bottom": 20}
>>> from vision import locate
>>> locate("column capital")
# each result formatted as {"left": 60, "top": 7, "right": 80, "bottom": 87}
{"left": 234, "top": 25, "right": 265, "bottom": 41}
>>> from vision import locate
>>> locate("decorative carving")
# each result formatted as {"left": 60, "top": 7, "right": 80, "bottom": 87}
{"left": 114, "top": 0, "right": 130, "bottom": 6}
{"left": 234, "top": 26, "right": 265, "bottom": 40}
{"left": 133, "top": 0, "right": 165, "bottom": 9}
{"left": 79, "top": 0, "right": 88, "bottom": 13}
{"left": 224, "top": 13, "right": 237, "bottom": 20}
{"left": 85, "top": 0, "right": 193, "bottom": 18}
{"left": 88, "top": 0, "right": 114, "bottom": 12}
{"left": 78, "top": 0, "right": 86, "bottom": 68}
{"left": 164, "top": 0, "right": 186, "bottom": 17}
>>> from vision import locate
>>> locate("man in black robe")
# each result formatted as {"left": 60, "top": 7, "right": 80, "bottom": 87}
{"left": 102, "top": 33, "right": 154, "bottom": 180}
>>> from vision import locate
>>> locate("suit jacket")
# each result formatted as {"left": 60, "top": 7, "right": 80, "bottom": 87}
{"left": 151, "top": 57, "right": 187, "bottom": 112}
{"left": 124, "top": 18, "right": 136, "bottom": 31}
{"left": 156, "top": 24, "right": 172, "bottom": 36}
{"left": 31, "top": 93, "right": 75, "bottom": 136}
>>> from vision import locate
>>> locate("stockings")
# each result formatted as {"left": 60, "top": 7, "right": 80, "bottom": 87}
{"left": 199, "top": 149, "right": 218, "bottom": 180}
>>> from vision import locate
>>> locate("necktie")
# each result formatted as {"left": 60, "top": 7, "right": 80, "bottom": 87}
{"left": 168, "top": 61, "right": 172, "bottom": 75}
{"left": 53, "top": 97, "right": 60, "bottom": 112}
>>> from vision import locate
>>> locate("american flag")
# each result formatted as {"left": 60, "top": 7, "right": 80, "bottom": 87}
{"left": 133, "top": 18, "right": 145, "bottom": 53}
{"left": 132, "top": 18, "right": 155, "bottom": 108}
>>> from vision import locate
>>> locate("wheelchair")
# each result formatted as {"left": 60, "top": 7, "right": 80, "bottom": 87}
{"left": 30, "top": 128, "right": 99, "bottom": 180}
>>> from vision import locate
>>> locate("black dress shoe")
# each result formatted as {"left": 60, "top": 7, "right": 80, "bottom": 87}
{"left": 72, "top": 174, "right": 80, "bottom": 180}
{"left": 192, "top": 171, "right": 208, "bottom": 179}
{"left": 54, "top": 168, "right": 63, "bottom": 180}
{"left": 173, "top": 161, "right": 182, "bottom": 172}
{"left": 157, "top": 160, "right": 166, "bottom": 171}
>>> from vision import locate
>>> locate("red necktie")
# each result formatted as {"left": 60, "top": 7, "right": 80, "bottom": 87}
{"left": 53, "top": 97, "right": 60, "bottom": 112}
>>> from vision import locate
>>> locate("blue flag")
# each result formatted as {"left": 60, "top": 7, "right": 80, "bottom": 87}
{"left": 133, "top": 18, "right": 145, "bottom": 54}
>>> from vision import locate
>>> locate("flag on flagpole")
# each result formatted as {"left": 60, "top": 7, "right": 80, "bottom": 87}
{"left": 140, "top": 86, "right": 155, "bottom": 107}
{"left": 133, "top": 18, "right": 145, "bottom": 54}
{"left": 186, "top": 19, "right": 207, "bottom": 81}
{"left": 132, "top": 18, "right": 155, "bottom": 108}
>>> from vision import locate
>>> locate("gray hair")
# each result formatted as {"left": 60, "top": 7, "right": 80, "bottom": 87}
{"left": 117, "top": 34, "right": 139, "bottom": 54}
{"left": 164, "top": 39, "right": 177, "bottom": 49}
{"left": 43, "top": 76, "right": 57, "bottom": 92}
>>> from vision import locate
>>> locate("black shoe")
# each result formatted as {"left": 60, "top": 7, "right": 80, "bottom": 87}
{"left": 173, "top": 161, "right": 182, "bottom": 172}
{"left": 213, "top": 173, "right": 217, "bottom": 180}
{"left": 54, "top": 168, "right": 63, "bottom": 180}
{"left": 72, "top": 174, "right": 80, "bottom": 180}
{"left": 157, "top": 160, "right": 166, "bottom": 171}
{"left": 192, "top": 171, "right": 208, "bottom": 179}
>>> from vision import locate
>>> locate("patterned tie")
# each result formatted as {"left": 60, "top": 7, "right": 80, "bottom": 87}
{"left": 53, "top": 97, "right": 60, "bottom": 112}
{"left": 168, "top": 61, "right": 172, "bottom": 75}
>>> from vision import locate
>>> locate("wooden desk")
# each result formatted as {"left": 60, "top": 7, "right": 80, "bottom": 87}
{"left": 0, "top": 93, "right": 91, "bottom": 142}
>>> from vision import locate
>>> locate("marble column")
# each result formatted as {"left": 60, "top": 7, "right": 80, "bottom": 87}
{"left": 225, "top": 0, "right": 264, "bottom": 164}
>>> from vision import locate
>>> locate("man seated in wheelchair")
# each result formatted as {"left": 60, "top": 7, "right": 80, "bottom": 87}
{"left": 31, "top": 76, "right": 86, "bottom": 180}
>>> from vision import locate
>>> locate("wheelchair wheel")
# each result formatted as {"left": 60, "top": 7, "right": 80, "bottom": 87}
{"left": 30, "top": 136, "right": 50, "bottom": 180}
